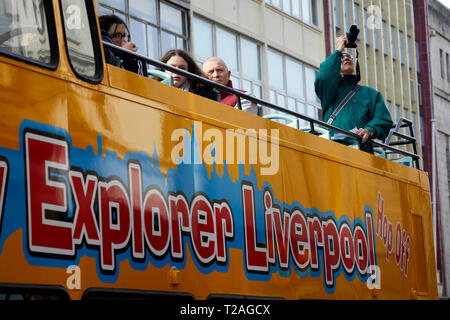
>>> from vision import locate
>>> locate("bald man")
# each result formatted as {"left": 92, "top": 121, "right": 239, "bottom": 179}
{"left": 203, "top": 57, "right": 257, "bottom": 114}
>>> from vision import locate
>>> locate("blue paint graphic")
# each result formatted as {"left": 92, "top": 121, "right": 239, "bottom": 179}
{"left": 0, "top": 120, "right": 377, "bottom": 293}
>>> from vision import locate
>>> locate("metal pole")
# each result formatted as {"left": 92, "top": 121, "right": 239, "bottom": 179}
{"left": 431, "top": 117, "right": 437, "bottom": 264}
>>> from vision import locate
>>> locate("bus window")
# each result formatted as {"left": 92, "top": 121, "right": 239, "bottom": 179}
{"left": 0, "top": 285, "right": 70, "bottom": 300}
{"left": 60, "top": 0, "right": 103, "bottom": 83}
{"left": 0, "top": 0, "right": 58, "bottom": 68}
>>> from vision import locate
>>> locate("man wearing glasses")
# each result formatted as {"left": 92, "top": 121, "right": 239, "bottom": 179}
{"left": 314, "top": 35, "right": 393, "bottom": 153}
{"left": 99, "top": 14, "right": 146, "bottom": 76}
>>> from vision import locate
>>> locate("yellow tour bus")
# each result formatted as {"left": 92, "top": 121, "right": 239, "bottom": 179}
{"left": 0, "top": 0, "right": 438, "bottom": 300}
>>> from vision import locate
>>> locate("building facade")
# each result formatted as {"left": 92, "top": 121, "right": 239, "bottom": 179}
{"left": 428, "top": 0, "right": 450, "bottom": 298}
{"left": 96, "top": 0, "right": 325, "bottom": 126}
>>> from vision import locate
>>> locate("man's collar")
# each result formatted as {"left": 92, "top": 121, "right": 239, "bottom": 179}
{"left": 339, "top": 74, "right": 359, "bottom": 85}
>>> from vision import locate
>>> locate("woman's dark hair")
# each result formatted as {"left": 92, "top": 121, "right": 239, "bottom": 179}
{"left": 159, "top": 49, "right": 207, "bottom": 92}
{"left": 158, "top": 49, "right": 219, "bottom": 101}
{"left": 99, "top": 14, "right": 129, "bottom": 35}
{"left": 160, "top": 49, "right": 204, "bottom": 78}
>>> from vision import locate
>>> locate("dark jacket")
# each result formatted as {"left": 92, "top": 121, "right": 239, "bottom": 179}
{"left": 315, "top": 50, "right": 393, "bottom": 152}
{"left": 191, "top": 81, "right": 221, "bottom": 102}
{"left": 101, "top": 30, "right": 147, "bottom": 77}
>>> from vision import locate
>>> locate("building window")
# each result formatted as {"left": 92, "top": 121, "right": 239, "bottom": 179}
{"left": 410, "top": 79, "right": 416, "bottom": 102}
{"left": 374, "top": 24, "right": 379, "bottom": 51}
{"left": 411, "top": 111, "right": 417, "bottom": 137}
{"left": 407, "top": 35, "right": 412, "bottom": 69}
{"left": 343, "top": 0, "right": 350, "bottom": 32}
{"left": 447, "top": 52, "right": 450, "bottom": 82}
{"left": 334, "top": 0, "right": 341, "bottom": 30}
{"left": 440, "top": 49, "right": 445, "bottom": 79}
{"left": 415, "top": 41, "right": 420, "bottom": 73}
{"left": 61, "top": 0, "right": 103, "bottom": 83}
{"left": 382, "top": 20, "right": 388, "bottom": 55}
{"left": 0, "top": 0, "right": 57, "bottom": 68}
{"left": 267, "top": 49, "right": 320, "bottom": 125}
{"left": 391, "top": 25, "right": 396, "bottom": 60}
{"left": 97, "top": 0, "right": 188, "bottom": 61}
{"left": 418, "top": 83, "right": 422, "bottom": 105}
{"left": 265, "top": 0, "right": 318, "bottom": 27}
{"left": 399, "top": 30, "right": 405, "bottom": 65}
{"left": 395, "top": 104, "right": 400, "bottom": 125}
{"left": 420, "top": 116, "right": 425, "bottom": 147}
{"left": 363, "top": 9, "right": 370, "bottom": 46}
{"left": 193, "top": 16, "right": 263, "bottom": 99}
{"left": 353, "top": 3, "right": 360, "bottom": 40}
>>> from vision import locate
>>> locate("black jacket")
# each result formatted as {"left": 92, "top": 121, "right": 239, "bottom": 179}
{"left": 101, "top": 30, "right": 147, "bottom": 77}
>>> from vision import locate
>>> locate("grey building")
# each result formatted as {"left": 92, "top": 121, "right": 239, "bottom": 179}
{"left": 428, "top": 0, "right": 450, "bottom": 298}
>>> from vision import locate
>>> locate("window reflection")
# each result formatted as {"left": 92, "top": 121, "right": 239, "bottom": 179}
{"left": 160, "top": 2, "right": 185, "bottom": 36}
{"left": 129, "top": 0, "right": 156, "bottom": 23}
{"left": 61, "top": 0, "right": 98, "bottom": 79}
{"left": 194, "top": 18, "right": 213, "bottom": 61}
{"left": 217, "top": 27, "right": 238, "bottom": 73}
{"left": 101, "top": 0, "right": 125, "bottom": 11}
{"left": 241, "top": 38, "right": 261, "bottom": 81}
{"left": 0, "top": 0, "right": 53, "bottom": 65}
{"left": 267, "top": 49, "right": 320, "bottom": 122}
{"left": 286, "top": 58, "right": 304, "bottom": 98}
{"left": 267, "top": 50, "right": 284, "bottom": 91}
{"left": 161, "top": 30, "right": 175, "bottom": 55}
{"left": 130, "top": 18, "right": 147, "bottom": 55}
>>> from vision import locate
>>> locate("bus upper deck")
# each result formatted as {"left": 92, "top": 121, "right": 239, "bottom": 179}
{"left": 0, "top": 0, "right": 437, "bottom": 300}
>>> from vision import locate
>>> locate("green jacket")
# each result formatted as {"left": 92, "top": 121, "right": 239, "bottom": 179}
{"left": 314, "top": 50, "right": 393, "bottom": 152}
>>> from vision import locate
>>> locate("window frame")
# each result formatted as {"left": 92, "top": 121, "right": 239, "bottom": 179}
{"left": 193, "top": 15, "right": 263, "bottom": 99}
{"left": 266, "top": 47, "right": 320, "bottom": 124}
{"left": 0, "top": 0, "right": 59, "bottom": 71}
{"left": 265, "top": 0, "right": 319, "bottom": 28}
{"left": 59, "top": 0, "right": 104, "bottom": 84}
{"left": 98, "top": 0, "right": 189, "bottom": 61}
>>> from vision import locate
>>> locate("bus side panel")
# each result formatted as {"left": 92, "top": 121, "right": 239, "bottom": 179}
{"left": 0, "top": 62, "right": 438, "bottom": 300}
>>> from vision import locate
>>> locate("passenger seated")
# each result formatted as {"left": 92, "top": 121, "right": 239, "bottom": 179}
{"left": 159, "top": 49, "right": 219, "bottom": 102}
{"left": 202, "top": 57, "right": 258, "bottom": 114}
{"left": 99, "top": 14, "right": 147, "bottom": 76}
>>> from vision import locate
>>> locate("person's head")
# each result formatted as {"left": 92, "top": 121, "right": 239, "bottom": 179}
{"left": 99, "top": 14, "right": 130, "bottom": 47}
{"left": 161, "top": 49, "right": 204, "bottom": 88}
{"left": 341, "top": 52, "right": 354, "bottom": 76}
{"left": 202, "top": 57, "right": 231, "bottom": 86}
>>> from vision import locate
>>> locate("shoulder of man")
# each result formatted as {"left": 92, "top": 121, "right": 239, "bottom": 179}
{"left": 354, "top": 84, "right": 380, "bottom": 96}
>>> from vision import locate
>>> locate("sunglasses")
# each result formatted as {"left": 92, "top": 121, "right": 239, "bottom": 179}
{"left": 111, "top": 32, "right": 130, "bottom": 42}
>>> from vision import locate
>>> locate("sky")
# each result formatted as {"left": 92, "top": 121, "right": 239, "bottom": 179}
{"left": 437, "top": 0, "right": 450, "bottom": 8}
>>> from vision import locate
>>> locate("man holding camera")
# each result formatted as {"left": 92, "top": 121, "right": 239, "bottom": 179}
{"left": 314, "top": 34, "right": 393, "bottom": 153}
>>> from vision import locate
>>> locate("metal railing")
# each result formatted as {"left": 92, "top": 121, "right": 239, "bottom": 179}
{"left": 102, "top": 41, "right": 421, "bottom": 170}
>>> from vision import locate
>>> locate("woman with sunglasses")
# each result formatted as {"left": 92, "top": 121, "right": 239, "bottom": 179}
{"left": 99, "top": 14, "right": 145, "bottom": 76}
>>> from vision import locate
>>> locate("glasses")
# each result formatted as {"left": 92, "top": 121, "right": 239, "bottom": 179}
{"left": 111, "top": 32, "right": 130, "bottom": 42}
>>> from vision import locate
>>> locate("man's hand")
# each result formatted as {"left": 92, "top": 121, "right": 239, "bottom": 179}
{"left": 335, "top": 36, "right": 348, "bottom": 52}
{"left": 357, "top": 128, "right": 373, "bottom": 143}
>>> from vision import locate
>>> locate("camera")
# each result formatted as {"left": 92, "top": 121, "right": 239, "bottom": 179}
{"left": 345, "top": 25, "right": 360, "bottom": 48}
